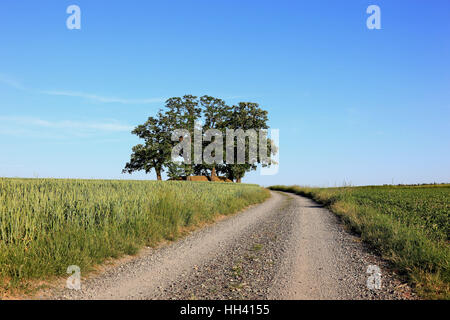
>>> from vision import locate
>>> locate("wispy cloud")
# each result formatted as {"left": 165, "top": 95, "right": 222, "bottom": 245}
{"left": 0, "top": 74, "right": 164, "bottom": 104}
{"left": 40, "top": 90, "right": 165, "bottom": 104}
{"left": 0, "top": 74, "right": 26, "bottom": 90}
{"left": 0, "top": 116, "right": 133, "bottom": 133}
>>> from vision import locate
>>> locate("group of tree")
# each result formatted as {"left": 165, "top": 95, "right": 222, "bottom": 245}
{"left": 123, "top": 95, "right": 277, "bottom": 183}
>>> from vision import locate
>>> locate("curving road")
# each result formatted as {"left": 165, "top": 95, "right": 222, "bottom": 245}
{"left": 47, "top": 191, "right": 414, "bottom": 300}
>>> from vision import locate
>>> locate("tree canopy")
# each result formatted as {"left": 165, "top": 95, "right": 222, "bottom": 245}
{"left": 123, "top": 95, "right": 277, "bottom": 182}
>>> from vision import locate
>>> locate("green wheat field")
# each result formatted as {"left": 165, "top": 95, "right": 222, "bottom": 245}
{"left": 0, "top": 178, "right": 269, "bottom": 292}
{"left": 269, "top": 184, "right": 450, "bottom": 299}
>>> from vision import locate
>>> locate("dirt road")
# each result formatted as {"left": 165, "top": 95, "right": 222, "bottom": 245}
{"left": 47, "top": 191, "right": 414, "bottom": 300}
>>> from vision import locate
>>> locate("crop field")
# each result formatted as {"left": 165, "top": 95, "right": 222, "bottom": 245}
{"left": 269, "top": 184, "right": 450, "bottom": 299}
{"left": 0, "top": 178, "right": 269, "bottom": 292}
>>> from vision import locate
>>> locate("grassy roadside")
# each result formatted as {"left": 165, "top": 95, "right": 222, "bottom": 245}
{"left": 0, "top": 178, "right": 269, "bottom": 295}
{"left": 269, "top": 184, "right": 449, "bottom": 300}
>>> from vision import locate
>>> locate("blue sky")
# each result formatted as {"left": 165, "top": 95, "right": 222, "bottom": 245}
{"left": 0, "top": 0, "right": 449, "bottom": 186}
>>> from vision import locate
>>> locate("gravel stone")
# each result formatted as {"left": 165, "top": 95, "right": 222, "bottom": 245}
{"left": 46, "top": 192, "right": 415, "bottom": 300}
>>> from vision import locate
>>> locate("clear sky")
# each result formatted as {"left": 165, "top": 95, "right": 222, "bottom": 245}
{"left": 0, "top": 0, "right": 449, "bottom": 186}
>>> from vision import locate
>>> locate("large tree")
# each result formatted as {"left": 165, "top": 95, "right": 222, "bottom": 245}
{"left": 122, "top": 111, "right": 172, "bottom": 180}
{"left": 219, "top": 102, "right": 271, "bottom": 182}
{"left": 123, "top": 95, "right": 276, "bottom": 182}
{"left": 165, "top": 95, "right": 202, "bottom": 177}
{"left": 196, "top": 95, "right": 230, "bottom": 178}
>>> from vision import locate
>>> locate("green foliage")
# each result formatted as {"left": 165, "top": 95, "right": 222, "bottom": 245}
{"left": 217, "top": 102, "right": 272, "bottom": 182}
{"left": 123, "top": 111, "right": 172, "bottom": 180}
{"left": 269, "top": 184, "right": 450, "bottom": 299}
{"left": 0, "top": 178, "right": 269, "bottom": 290}
{"left": 124, "top": 95, "right": 276, "bottom": 181}
{"left": 167, "top": 161, "right": 186, "bottom": 179}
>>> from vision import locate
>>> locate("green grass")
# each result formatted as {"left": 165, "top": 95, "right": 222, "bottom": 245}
{"left": 251, "top": 244, "right": 263, "bottom": 252}
{"left": 269, "top": 184, "right": 449, "bottom": 299}
{"left": 0, "top": 178, "right": 269, "bottom": 292}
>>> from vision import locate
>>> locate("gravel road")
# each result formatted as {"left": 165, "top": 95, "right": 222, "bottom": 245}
{"left": 47, "top": 191, "right": 415, "bottom": 300}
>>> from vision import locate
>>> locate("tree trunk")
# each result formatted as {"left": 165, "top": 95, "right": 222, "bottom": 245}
{"left": 211, "top": 166, "right": 217, "bottom": 178}
{"left": 237, "top": 177, "right": 241, "bottom": 183}
{"left": 156, "top": 169, "right": 162, "bottom": 181}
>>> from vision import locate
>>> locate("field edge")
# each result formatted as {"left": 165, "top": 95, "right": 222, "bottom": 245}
{"left": 269, "top": 185, "right": 449, "bottom": 300}
{"left": 0, "top": 178, "right": 270, "bottom": 297}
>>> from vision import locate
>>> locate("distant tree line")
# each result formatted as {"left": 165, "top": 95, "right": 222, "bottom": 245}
{"left": 123, "top": 95, "right": 277, "bottom": 182}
